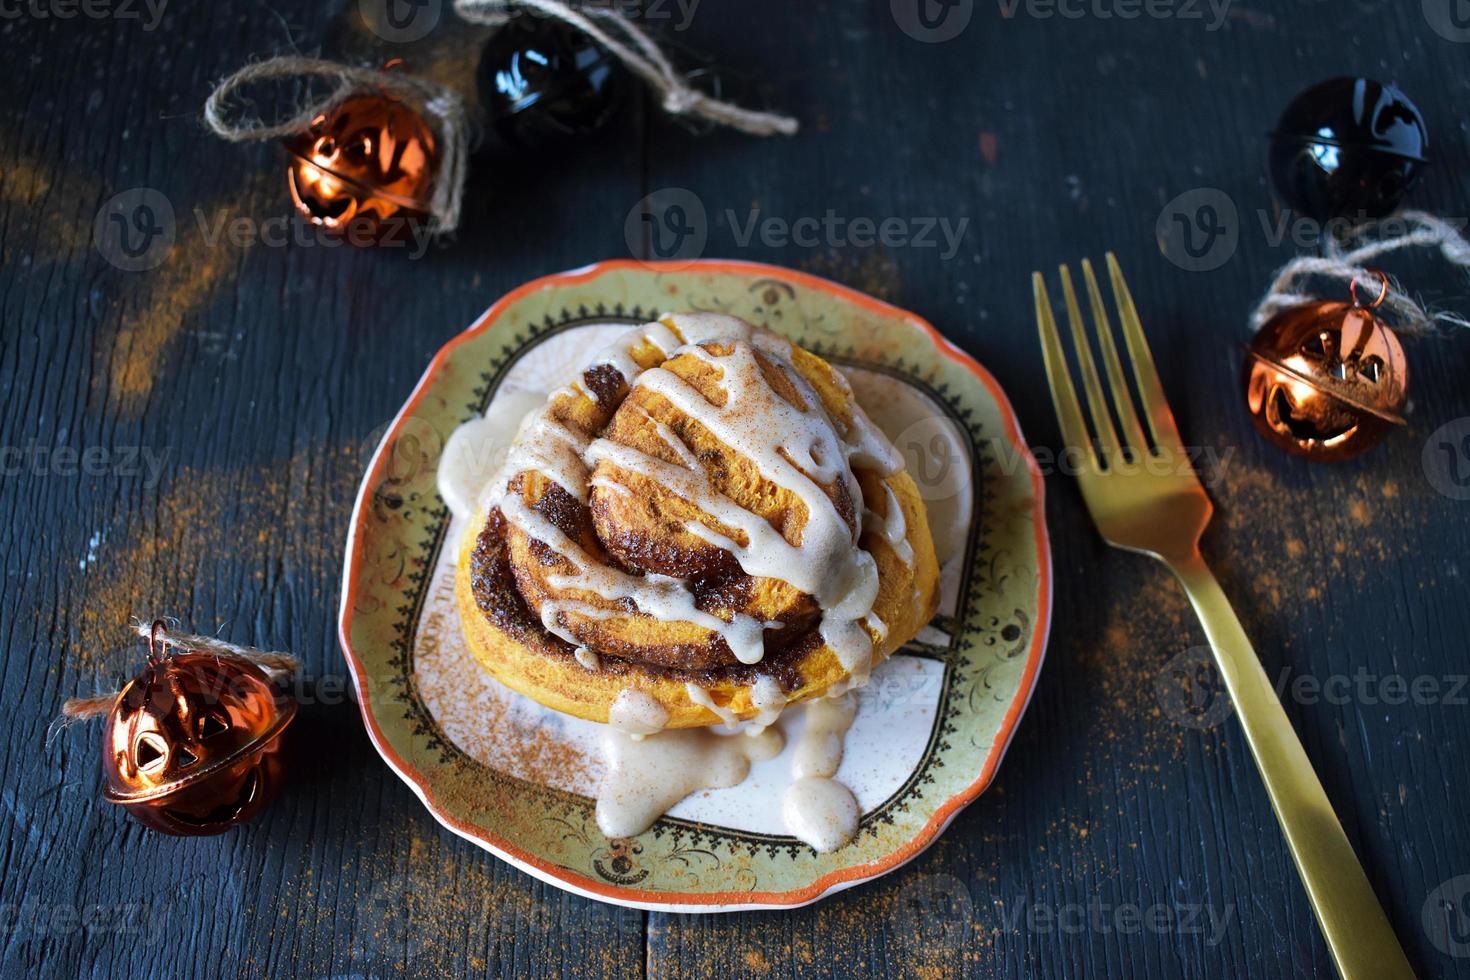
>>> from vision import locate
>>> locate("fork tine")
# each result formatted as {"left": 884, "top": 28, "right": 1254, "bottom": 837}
{"left": 1105, "top": 253, "right": 1186, "bottom": 453}
{"left": 1059, "top": 264, "right": 1121, "bottom": 461}
{"left": 1033, "top": 272, "right": 1095, "bottom": 468}
{"left": 1081, "top": 258, "right": 1149, "bottom": 456}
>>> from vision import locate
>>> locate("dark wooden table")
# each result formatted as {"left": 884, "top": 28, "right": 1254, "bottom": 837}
{"left": 5, "top": 1, "right": 1470, "bottom": 976}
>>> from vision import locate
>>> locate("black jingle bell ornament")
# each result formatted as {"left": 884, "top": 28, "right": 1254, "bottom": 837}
{"left": 1242, "top": 271, "right": 1408, "bottom": 462}
{"left": 1268, "top": 77, "right": 1429, "bottom": 224}
{"left": 476, "top": 13, "right": 627, "bottom": 148}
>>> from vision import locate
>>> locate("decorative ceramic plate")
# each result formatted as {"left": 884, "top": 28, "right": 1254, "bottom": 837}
{"left": 338, "top": 259, "right": 1051, "bottom": 911}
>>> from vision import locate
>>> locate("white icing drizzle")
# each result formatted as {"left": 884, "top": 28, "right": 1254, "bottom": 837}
{"left": 781, "top": 692, "right": 861, "bottom": 852}
{"left": 589, "top": 320, "right": 683, "bottom": 381}
{"left": 438, "top": 389, "right": 549, "bottom": 522}
{"left": 586, "top": 438, "right": 821, "bottom": 593}
{"left": 614, "top": 331, "right": 893, "bottom": 675}
{"left": 499, "top": 491, "right": 768, "bottom": 664}
{"left": 783, "top": 777, "right": 860, "bottom": 854}
{"left": 596, "top": 726, "right": 784, "bottom": 839}
{"left": 791, "top": 692, "right": 857, "bottom": 779}
{"left": 537, "top": 595, "right": 633, "bottom": 650}
{"left": 552, "top": 382, "right": 590, "bottom": 405}
{"left": 484, "top": 318, "right": 767, "bottom": 666}
{"left": 607, "top": 688, "right": 669, "bottom": 736}
{"left": 866, "top": 484, "right": 913, "bottom": 568}
{"left": 599, "top": 685, "right": 866, "bottom": 850}
{"left": 488, "top": 314, "right": 907, "bottom": 677}
{"left": 502, "top": 415, "right": 591, "bottom": 502}
{"left": 587, "top": 475, "right": 630, "bottom": 498}
{"left": 684, "top": 683, "right": 742, "bottom": 726}
{"left": 471, "top": 315, "right": 909, "bottom": 848}
{"left": 749, "top": 674, "right": 789, "bottom": 731}
{"left": 630, "top": 401, "right": 703, "bottom": 471}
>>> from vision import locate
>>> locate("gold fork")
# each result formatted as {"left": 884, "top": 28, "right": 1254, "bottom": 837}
{"left": 1033, "top": 254, "right": 1414, "bottom": 979}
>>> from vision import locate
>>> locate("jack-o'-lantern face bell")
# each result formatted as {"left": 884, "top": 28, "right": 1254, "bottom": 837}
{"left": 101, "top": 644, "right": 295, "bottom": 836}
{"left": 1243, "top": 299, "right": 1408, "bottom": 461}
{"left": 283, "top": 92, "right": 436, "bottom": 242}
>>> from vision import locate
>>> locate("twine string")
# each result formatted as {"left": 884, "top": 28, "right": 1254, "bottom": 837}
{"left": 56, "top": 622, "right": 300, "bottom": 726}
{"left": 454, "top": 0, "right": 799, "bottom": 136}
{"left": 125, "top": 621, "right": 302, "bottom": 674}
{"left": 58, "top": 694, "right": 117, "bottom": 722}
{"left": 203, "top": 56, "right": 469, "bottom": 233}
{"left": 1252, "top": 211, "right": 1470, "bottom": 333}
{"left": 204, "top": 5, "right": 794, "bottom": 234}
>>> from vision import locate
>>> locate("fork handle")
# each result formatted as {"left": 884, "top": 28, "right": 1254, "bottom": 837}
{"left": 1170, "top": 550, "right": 1416, "bottom": 980}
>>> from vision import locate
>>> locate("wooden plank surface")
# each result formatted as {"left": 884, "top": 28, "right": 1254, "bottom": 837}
{"left": 3, "top": 0, "right": 1469, "bottom": 976}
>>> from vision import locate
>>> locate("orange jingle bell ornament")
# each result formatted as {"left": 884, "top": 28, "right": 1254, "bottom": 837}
{"left": 100, "top": 622, "right": 297, "bottom": 836}
{"left": 204, "top": 57, "right": 467, "bottom": 243}
{"left": 1243, "top": 270, "right": 1408, "bottom": 461}
{"left": 284, "top": 84, "right": 437, "bottom": 242}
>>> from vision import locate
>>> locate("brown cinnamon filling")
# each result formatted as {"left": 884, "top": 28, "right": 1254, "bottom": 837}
{"left": 470, "top": 329, "right": 871, "bottom": 692}
{"left": 468, "top": 509, "right": 808, "bottom": 690}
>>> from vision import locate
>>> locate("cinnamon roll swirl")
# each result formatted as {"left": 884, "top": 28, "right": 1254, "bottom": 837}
{"left": 454, "top": 313, "right": 939, "bottom": 728}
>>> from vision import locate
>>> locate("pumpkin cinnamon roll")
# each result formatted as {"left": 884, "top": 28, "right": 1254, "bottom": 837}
{"left": 454, "top": 313, "right": 939, "bottom": 729}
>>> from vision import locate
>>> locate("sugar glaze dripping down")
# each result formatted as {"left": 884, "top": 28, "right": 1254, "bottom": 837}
{"left": 596, "top": 686, "right": 864, "bottom": 852}
{"left": 451, "top": 316, "right": 904, "bottom": 674}
{"left": 462, "top": 314, "right": 907, "bottom": 852}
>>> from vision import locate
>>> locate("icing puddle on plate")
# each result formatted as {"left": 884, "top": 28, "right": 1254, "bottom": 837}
{"left": 418, "top": 321, "right": 971, "bottom": 852}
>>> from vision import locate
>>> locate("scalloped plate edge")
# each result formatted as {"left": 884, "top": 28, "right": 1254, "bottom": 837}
{"left": 337, "top": 258, "right": 1052, "bottom": 911}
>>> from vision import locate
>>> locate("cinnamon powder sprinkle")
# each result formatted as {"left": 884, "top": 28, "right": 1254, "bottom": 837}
{"left": 63, "top": 442, "right": 361, "bottom": 678}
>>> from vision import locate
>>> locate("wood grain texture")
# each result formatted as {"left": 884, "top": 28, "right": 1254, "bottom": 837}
{"left": 2, "top": 0, "right": 1469, "bottom": 977}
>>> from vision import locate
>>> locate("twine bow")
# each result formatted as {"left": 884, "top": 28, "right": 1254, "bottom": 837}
{"left": 1252, "top": 211, "right": 1470, "bottom": 334}
{"left": 203, "top": 56, "right": 470, "bottom": 234}
{"left": 455, "top": 0, "right": 799, "bottom": 136}
{"left": 57, "top": 620, "right": 300, "bottom": 725}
